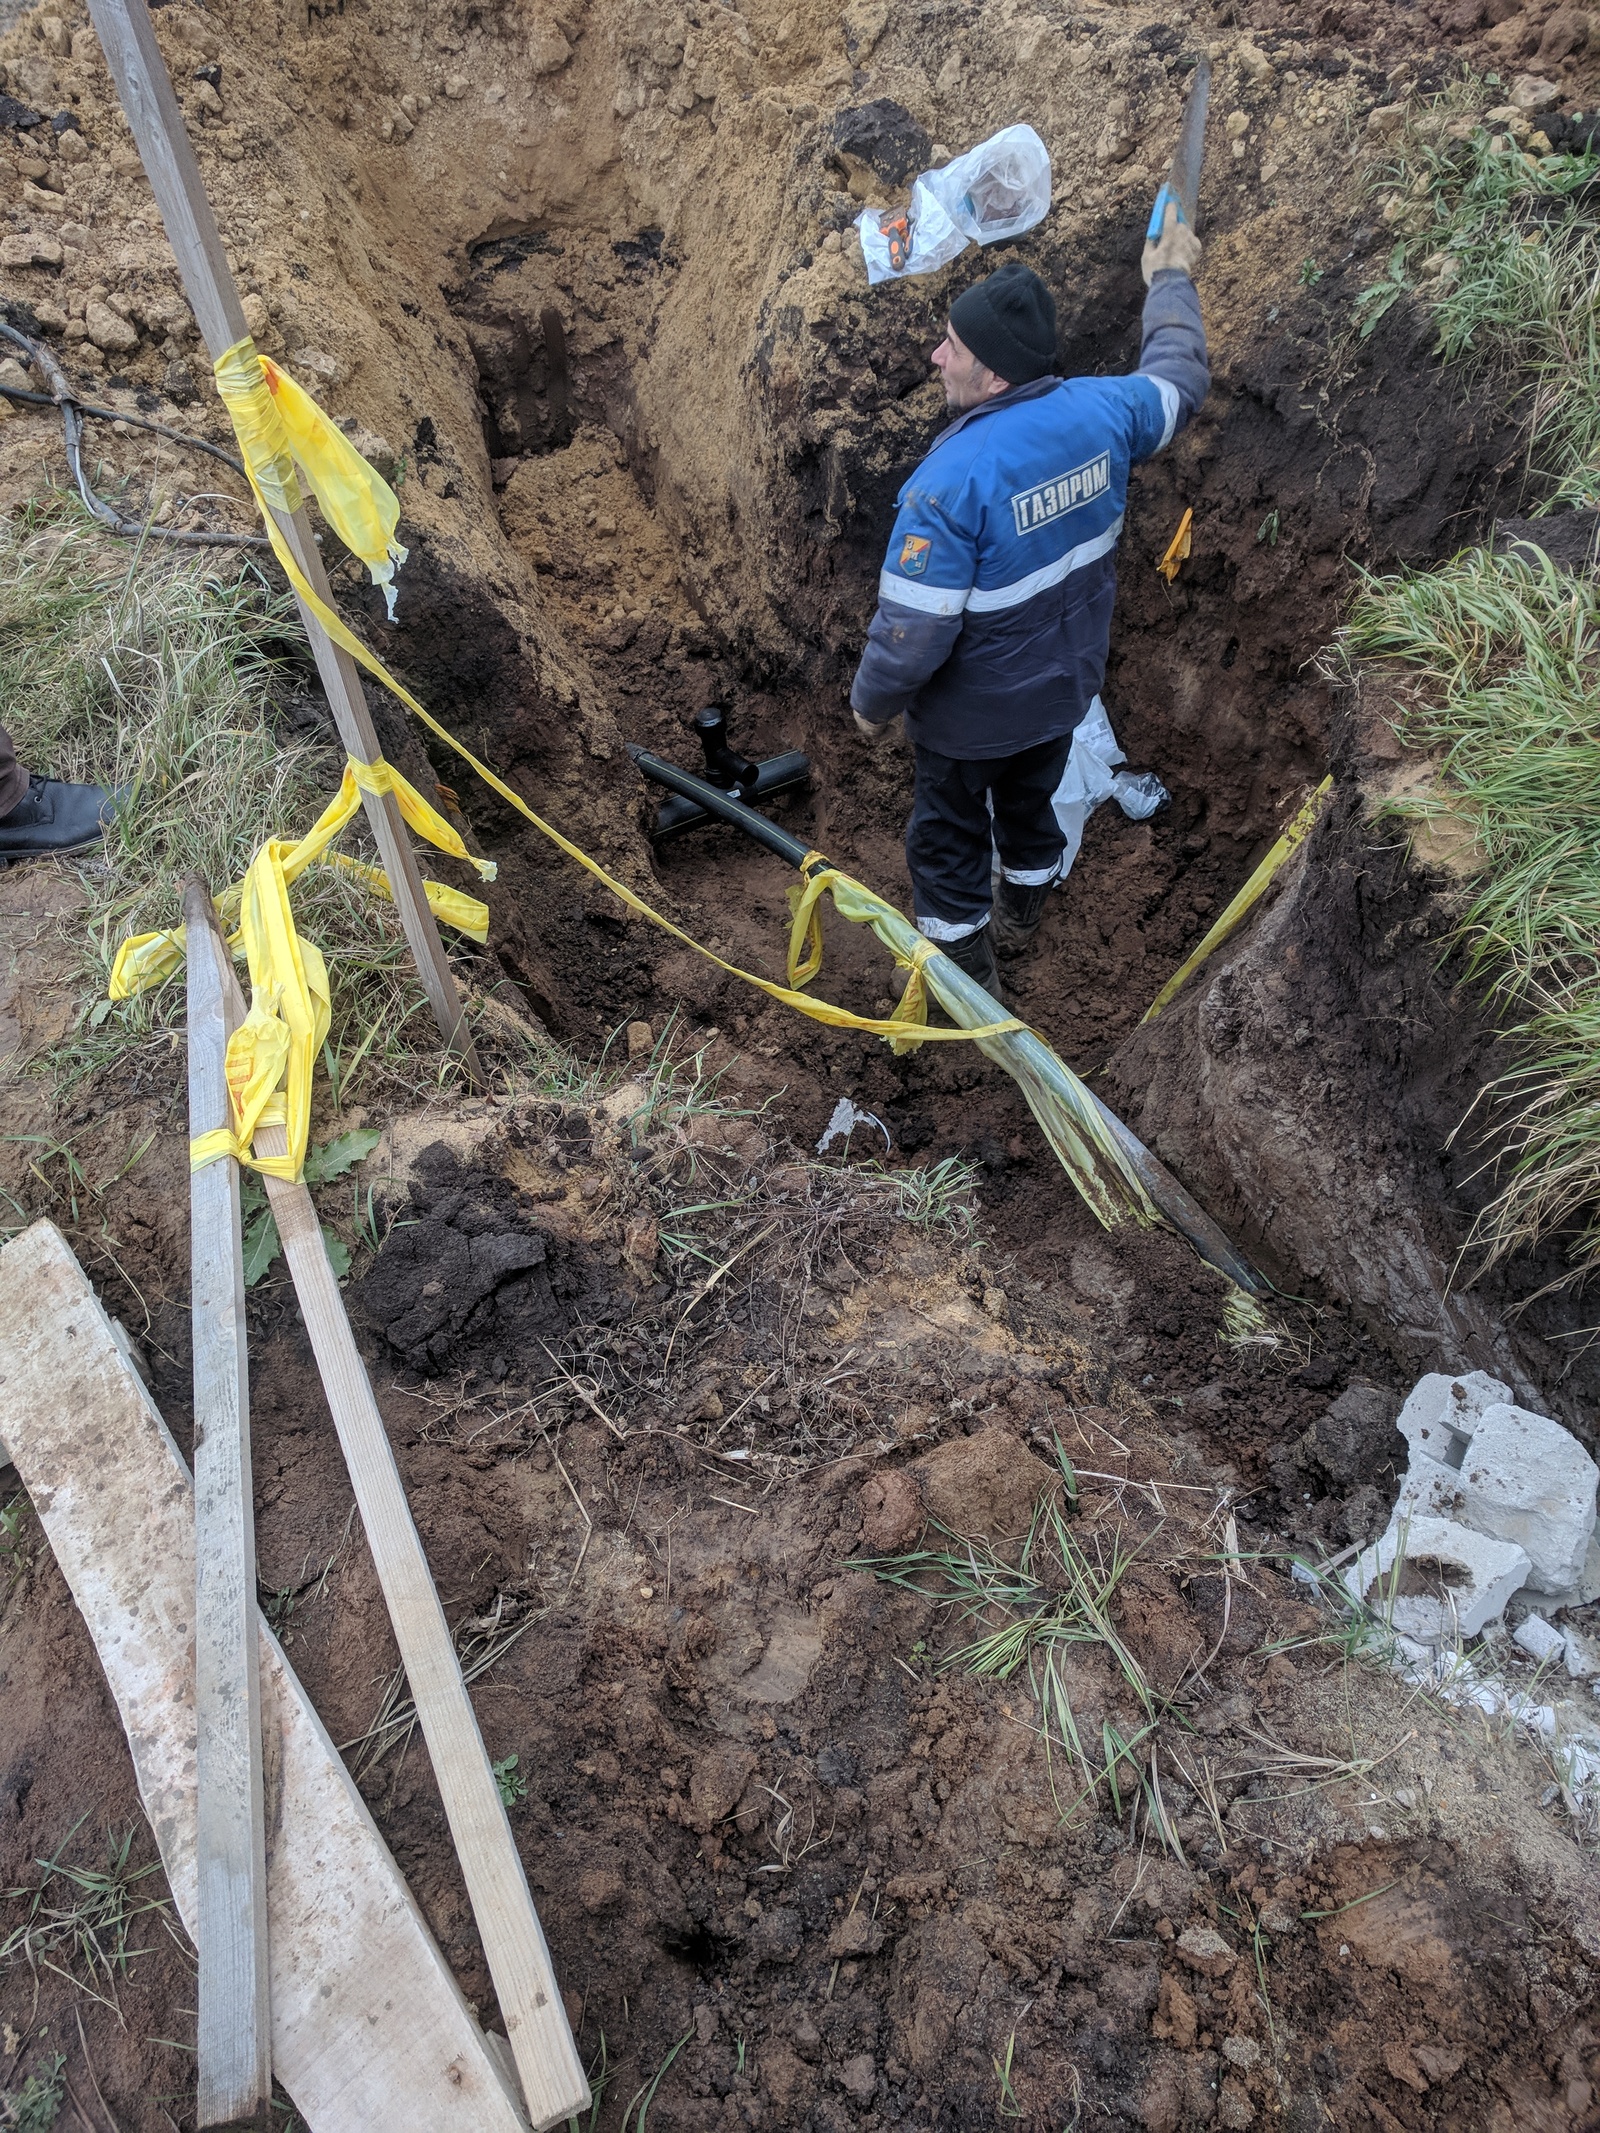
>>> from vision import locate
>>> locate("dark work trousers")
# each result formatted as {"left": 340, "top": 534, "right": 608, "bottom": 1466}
{"left": 906, "top": 733, "right": 1074, "bottom": 939}
{"left": 0, "top": 725, "right": 25, "bottom": 818}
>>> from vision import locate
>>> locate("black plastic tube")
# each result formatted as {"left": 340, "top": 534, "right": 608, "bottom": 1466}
{"left": 628, "top": 744, "right": 814, "bottom": 868}
{"left": 652, "top": 749, "right": 812, "bottom": 845}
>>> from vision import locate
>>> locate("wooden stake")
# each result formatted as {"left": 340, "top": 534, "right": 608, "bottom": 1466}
{"left": 85, "top": 0, "right": 483, "bottom": 1089}
{"left": 188, "top": 914, "right": 589, "bottom": 2130}
{"left": 184, "top": 878, "right": 271, "bottom": 2131}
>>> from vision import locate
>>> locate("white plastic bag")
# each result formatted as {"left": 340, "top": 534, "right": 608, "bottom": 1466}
{"left": 989, "top": 698, "right": 1169, "bottom": 887}
{"left": 1049, "top": 698, "right": 1169, "bottom": 878}
{"left": 1049, "top": 696, "right": 1125, "bottom": 878}
{"left": 856, "top": 124, "right": 1053, "bottom": 286}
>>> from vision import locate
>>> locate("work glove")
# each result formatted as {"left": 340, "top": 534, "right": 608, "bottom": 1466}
{"left": 853, "top": 709, "right": 899, "bottom": 747}
{"left": 1142, "top": 198, "right": 1203, "bottom": 286}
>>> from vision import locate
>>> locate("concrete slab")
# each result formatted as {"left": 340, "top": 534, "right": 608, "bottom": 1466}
{"left": 1345, "top": 1515, "right": 1531, "bottom": 1644}
{"left": 1395, "top": 1370, "right": 1513, "bottom": 1469}
{"left": 1457, "top": 1402, "right": 1599, "bottom": 1595}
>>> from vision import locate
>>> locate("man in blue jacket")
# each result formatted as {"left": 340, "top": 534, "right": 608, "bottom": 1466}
{"left": 850, "top": 207, "right": 1208, "bottom": 997}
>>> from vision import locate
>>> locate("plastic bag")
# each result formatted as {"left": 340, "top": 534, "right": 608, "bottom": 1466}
{"left": 1051, "top": 698, "right": 1169, "bottom": 875}
{"left": 857, "top": 124, "right": 1052, "bottom": 286}
{"left": 989, "top": 698, "right": 1169, "bottom": 888}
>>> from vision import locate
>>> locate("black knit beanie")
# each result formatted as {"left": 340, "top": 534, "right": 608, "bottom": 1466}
{"left": 947, "top": 261, "right": 1057, "bottom": 385}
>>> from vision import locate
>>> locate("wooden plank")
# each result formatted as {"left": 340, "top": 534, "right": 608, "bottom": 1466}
{"left": 84, "top": 0, "right": 483, "bottom": 1088}
{"left": 192, "top": 918, "right": 589, "bottom": 2129}
{"left": 0, "top": 1220, "right": 533, "bottom": 2133}
{"left": 184, "top": 879, "right": 272, "bottom": 2129}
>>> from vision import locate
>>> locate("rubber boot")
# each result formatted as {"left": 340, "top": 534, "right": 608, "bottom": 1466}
{"left": 934, "top": 922, "right": 1004, "bottom": 1004}
{"left": 0, "top": 773, "right": 115, "bottom": 866}
{"left": 989, "top": 877, "right": 1053, "bottom": 959}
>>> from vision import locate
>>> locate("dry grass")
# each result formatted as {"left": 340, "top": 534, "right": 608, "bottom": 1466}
{"left": 0, "top": 500, "right": 495, "bottom": 1119}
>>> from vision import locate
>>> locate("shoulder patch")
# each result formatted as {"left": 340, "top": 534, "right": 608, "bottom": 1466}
{"left": 898, "top": 534, "right": 931, "bottom": 576}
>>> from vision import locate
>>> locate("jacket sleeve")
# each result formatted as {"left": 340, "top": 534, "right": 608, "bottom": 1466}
{"left": 849, "top": 480, "right": 977, "bottom": 722}
{"left": 1129, "top": 270, "right": 1210, "bottom": 460}
{"left": 850, "top": 598, "right": 966, "bottom": 721}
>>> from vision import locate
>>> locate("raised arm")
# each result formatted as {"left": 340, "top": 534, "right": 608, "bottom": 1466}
{"left": 1132, "top": 202, "right": 1209, "bottom": 453}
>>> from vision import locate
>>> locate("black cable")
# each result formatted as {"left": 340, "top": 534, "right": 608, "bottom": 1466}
{"left": 0, "top": 381, "right": 247, "bottom": 474}
{"left": 0, "top": 317, "right": 270, "bottom": 550}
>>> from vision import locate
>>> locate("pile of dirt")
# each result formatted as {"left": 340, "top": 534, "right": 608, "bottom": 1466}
{"left": 10, "top": 1081, "right": 1600, "bottom": 2133}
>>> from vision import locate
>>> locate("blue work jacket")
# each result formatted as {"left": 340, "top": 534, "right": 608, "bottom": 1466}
{"left": 850, "top": 270, "right": 1209, "bottom": 759}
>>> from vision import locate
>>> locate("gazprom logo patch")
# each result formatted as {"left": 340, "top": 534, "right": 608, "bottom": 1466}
{"left": 1010, "top": 453, "right": 1111, "bottom": 537}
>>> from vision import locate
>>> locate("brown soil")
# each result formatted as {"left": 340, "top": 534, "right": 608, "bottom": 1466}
{"left": 8, "top": 0, "right": 1600, "bottom": 2126}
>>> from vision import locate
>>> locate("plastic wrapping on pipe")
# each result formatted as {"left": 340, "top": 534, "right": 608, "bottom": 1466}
{"left": 790, "top": 865, "right": 1159, "bottom": 1234}
{"left": 624, "top": 750, "right": 1271, "bottom": 1298}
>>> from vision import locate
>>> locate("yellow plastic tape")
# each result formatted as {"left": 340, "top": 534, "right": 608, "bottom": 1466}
{"left": 109, "top": 752, "right": 490, "bottom": 1182}
{"left": 786, "top": 859, "right": 1020, "bottom": 1051}
{"left": 1140, "top": 775, "right": 1333, "bottom": 1025}
{"left": 188, "top": 830, "right": 333, "bottom": 1180}
{"left": 215, "top": 338, "right": 408, "bottom": 617}
{"left": 110, "top": 753, "right": 489, "bottom": 1002}
{"left": 211, "top": 337, "right": 1019, "bottom": 1048}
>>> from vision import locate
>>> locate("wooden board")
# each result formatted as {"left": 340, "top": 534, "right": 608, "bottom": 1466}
{"left": 0, "top": 1221, "right": 534, "bottom": 2133}
{"left": 84, "top": 0, "right": 482, "bottom": 1087}
{"left": 185, "top": 877, "right": 272, "bottom": 2128}
{"left": 179, "top": 899, "right": 586, "bottom": 2124}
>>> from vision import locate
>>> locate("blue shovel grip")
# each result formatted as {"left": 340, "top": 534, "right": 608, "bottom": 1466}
{"left": 1146, "top": 183, "right": 1185, "bottom": 243}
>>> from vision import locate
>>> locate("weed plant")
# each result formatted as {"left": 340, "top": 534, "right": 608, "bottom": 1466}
{"left": 0, "top": 2055, "right": 64, "bottom": 2133}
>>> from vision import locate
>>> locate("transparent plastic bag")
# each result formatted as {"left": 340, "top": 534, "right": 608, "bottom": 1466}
{"left": 1110, "top": 769, "right": 1169, "bottom": 821}
{"left": 856, "top": 124, "right": 1053, "bottom": 286}
{"left": 923, "top": 124, "right": 1053, "bottom": 247}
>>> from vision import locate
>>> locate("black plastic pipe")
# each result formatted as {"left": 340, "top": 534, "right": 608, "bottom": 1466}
{"left": 628, "top": 744, "right": 815, "bottom": 868}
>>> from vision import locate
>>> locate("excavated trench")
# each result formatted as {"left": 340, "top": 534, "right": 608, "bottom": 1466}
{"left": 349, "top": 185, "right": 1587, "bottom": 1558}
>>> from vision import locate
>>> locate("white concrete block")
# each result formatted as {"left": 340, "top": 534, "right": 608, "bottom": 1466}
{"left": 1531, "top": 1532, "right": 1600, "bottom": 1614}
{"left": 1394, "top": 1446, "right": 1467, "bottom": 1527}
{"left": 1396, "top": 1370, "right": 1512, "bottom": 1468}
{"left": 1564, "top": 1629, "right": 1600, "bottom": 1680}
{"left": 1514, "top": 1612, "right": 1567, "bottom": 1666}
{"left": 1456, "top": 1402, "right": 1599, "bottom": 1595}
{"left": 1345, "top": 1515, "right": 1531, "bottom": 1644}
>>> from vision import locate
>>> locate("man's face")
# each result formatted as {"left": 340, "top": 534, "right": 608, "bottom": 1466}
{"left": 931, "top": 322, "right": 1009, "bottom": 410}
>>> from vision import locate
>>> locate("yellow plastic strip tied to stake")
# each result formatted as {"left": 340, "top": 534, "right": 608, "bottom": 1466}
{"left": 1140, "top": 775, "right": 1334, "bottom": 1026}
{"left": 203, "top": 338, "right": 1028, "bottom": 1049}
{"left": 214, "top": 338, "right": 408, "bottom": 616}
{"left": 109, "top": 757, "right": 494, "bottom": 1180}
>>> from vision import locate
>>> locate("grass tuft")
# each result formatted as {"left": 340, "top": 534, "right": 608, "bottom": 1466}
{"left": 1343, "top": 545, "right": 1600, "bottom": 1287}
{"left": 854, "top": 1477, "right": 1191, "bottom": 1851}
{"left": 1339, "top": 96, "right": 1600, "bottom": 1289}
{"left": 0, "top": 1821, "right": 170, "bottom": 2018}
{"left": 1357, "top": 100, "right": 1600, "bottom": 504}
